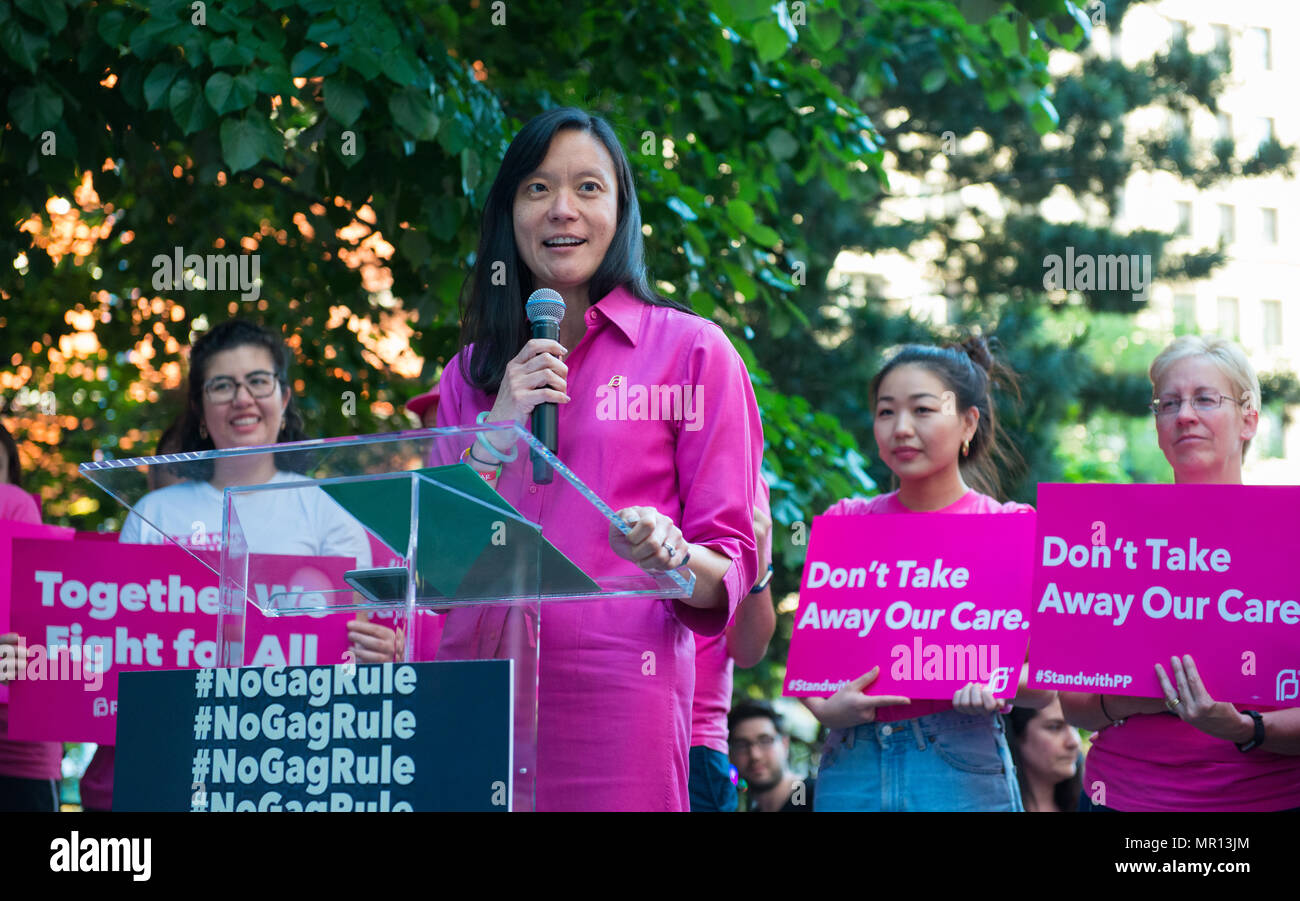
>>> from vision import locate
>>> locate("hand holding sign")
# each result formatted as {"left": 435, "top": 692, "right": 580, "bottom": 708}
{"left": 952, "top": 681, "right": 1007, "bottom": 715}
{"left": 348, "top": 614, "right": 402, "bottom": 663}
{"left": 1155, "top": 654, "right": 1254, "bottom": 744}
{"left": 0, "top": 633, "right": 28, "bottom": 684}
{"left": 803, "top": 667, "right": 910, "bottom": 729}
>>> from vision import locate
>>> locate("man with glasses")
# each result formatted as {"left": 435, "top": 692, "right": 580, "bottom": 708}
{"left": 728, "top": 701, "right": 814, "bottom": 812}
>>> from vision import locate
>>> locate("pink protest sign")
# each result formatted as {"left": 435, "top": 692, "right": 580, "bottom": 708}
{"left": 0, "top": 521, "right": 74, "bottom": 703}
{"left": 783, "top": 513, "right": 1036, "bottom": 699}
{"left": 1028, "top": 483, "right": 1300, "bottom": 706}
{"left": 6, "top": 538, "right": 356, "bottom": 742}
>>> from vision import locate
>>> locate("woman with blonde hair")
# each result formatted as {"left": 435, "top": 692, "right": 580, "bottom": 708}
{"left": 1061, "top": 335, "right": 1300, "bottom": 811}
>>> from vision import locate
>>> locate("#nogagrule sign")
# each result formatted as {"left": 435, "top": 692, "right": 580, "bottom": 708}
{"left": 113, "top": 660, "right": 513, "bottom": 812}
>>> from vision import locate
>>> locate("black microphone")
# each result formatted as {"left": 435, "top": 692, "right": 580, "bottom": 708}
{"left": 525, "top": 288, "right": 565, "bottom": 484}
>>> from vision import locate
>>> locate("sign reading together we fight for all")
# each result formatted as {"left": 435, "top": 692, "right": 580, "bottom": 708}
{"left": 783, "top": 513, "right": 1037, "bottom": 700}
{"left": 1027, "top": 483, "right": 1300, "bottom": 706}
{"left": 4, "top": 537, "right": 357, "bottom": 744}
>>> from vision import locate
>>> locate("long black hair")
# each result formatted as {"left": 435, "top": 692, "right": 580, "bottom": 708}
{"left": 173, "top": 320, "right": 308, "bottom": 479}
{"left": 869, "top": 336, "right": 1024, "bottom": 500}
{"left": 0, "top": 420, "right": 22, "bottom": 487}
{"left": 1005, "top": 707, "right": 1083, "bottom": 813}
{"left": 458, "top": 106, "right": 694, "bottom": 394}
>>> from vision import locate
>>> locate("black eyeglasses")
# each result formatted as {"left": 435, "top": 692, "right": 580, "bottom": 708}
{"left": 203, "top": 371, "right": 280, "bottom": 403}
{"left": 730, "top": 734, "right": 779, "bottom": 755}
{"left": 1149, "top": 392, "right": 1240, "bottom": 418}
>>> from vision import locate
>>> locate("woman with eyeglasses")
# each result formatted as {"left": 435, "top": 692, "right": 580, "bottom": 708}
{"left": 117, "top": 321, "right": 374, "bottom": 571}
{"left": 1061, "top": 335, "right": 1300, "bottom": 811}
{"left": 79, "top": 319, "right": 384, "bottom": 810}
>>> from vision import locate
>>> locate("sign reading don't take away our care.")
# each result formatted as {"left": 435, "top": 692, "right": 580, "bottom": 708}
{"left": 784, "top": 512, "right": 1036, "bottom": 700}
{"left": 1027, "top": 483, "right": 1300, "bottom": 705}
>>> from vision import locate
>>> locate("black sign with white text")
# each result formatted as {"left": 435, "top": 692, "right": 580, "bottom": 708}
{"left": 113, "top": 660, "right": 512, "bottom": 811}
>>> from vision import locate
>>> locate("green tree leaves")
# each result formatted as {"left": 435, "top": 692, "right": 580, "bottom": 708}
{"left": 205, "top": 72, "right": 259, "bottom": 115}
{"left": 390, "top": 88, "right": 440, "bottom": 141}
{"left": 219, "top": 116, "right": 283, "bottom": 171}
{"left": 7, "top": 83, "right": 61, "bottom": 136}
{"left": 323, "top": 77, "right": 367, "bottom": 126}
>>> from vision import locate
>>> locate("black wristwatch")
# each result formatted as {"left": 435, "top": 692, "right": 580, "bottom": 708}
{"left": 750, "top": 563, "right": 774, "bottom": 594}
{"left": 1235, "top": 710, "right": 1265, "bottom": 752}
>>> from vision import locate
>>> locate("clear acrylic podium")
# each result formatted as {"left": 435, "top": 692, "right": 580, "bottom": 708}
{"left": 80, "top": 424, "right": 694, "bottom": 811}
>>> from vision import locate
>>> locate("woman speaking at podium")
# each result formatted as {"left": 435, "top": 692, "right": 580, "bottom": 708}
{"left": 80, "top": 319, "right": 385, "bottom": 810}
{"left": 434, "top": 108, "right": 763, "bottom": 811}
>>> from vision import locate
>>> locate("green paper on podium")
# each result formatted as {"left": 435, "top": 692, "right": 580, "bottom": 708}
{"left": 321, "top": 463, "right": 599, "bottom": 603}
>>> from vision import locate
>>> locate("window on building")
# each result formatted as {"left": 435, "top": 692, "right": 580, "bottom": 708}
{"left": 1175, "top": 201, "right": 1192, "bottom": 237}
{"left": 1248, "top": 116, "right": 1275, "bottom": 151}
{"left": 1218, "top": 204, "right": 1235, "bottom": 243}
{"left": 1262, "top": 299, "right": 1282, "bottom": 348}
{"left": 1261, "top": 207, "right": 1278, "bottom": 244}
{"left": 1211, "top": 24, "right": 1230, "bottom": 64}
{"left": 1173, "top": 294, "right": 1197, "bottom": 334}
{"left": 1245, "top": 27, "right": 1272, "bottom": 71}
{"left": 1217, "top": 297, "right": 1239, "bottom": 340}
{"left": 1258, "top": 407, "right": 1285, "bottom": 459}
{"left": 1216, "top": 112, "right": 1233, "bottom": 142}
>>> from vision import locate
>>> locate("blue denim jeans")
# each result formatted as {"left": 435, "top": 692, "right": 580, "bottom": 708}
{"left": 814, "top": 710, "right": 1023, "bottom": 812}
{"left": 689, "top": 745, "right": 738, "bottom": 812}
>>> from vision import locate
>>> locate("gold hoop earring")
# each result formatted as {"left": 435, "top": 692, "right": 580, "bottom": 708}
{"left": 962, "top": 439, "right": 970, "bottom": 457}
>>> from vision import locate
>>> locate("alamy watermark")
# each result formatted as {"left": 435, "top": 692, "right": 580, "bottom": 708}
{"left": 1042, "top": 247, "right": 1151, "bottom": 302}
{"left": 594, "top": 379, "right": 704, "bottom": 432}
{"left": 0, "top": 639, "right": 105, "bottom": 692}
{"left": 50, "top": 831, "right": 151, "bottom": 881}
{"left": 152, "top": 246, "right": 261, "bottom": 301}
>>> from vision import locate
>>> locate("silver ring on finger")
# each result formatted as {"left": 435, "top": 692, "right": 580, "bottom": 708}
{"left": 662, "top": 541, "right": 676, "bottom": 558}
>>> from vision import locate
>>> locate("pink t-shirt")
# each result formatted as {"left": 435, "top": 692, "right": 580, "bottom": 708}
{"left": 823, "top": 488, "right": 1034, "bottom": 723}
{"left": 691, "top": 480, "right": 772, "bottom": 754}
{"left": 436, "top": 284, "right": 763, "bottom": 811}
{"left": 0, "top": 482, "right": 39, "bottom": 522}
{"left": 1086, "top": 705, "right": 1300, "bottom": 811}
{"left": 0, "top": 483, "right": 63, "bottom": 781}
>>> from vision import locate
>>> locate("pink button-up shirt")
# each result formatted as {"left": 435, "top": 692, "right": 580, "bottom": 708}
{"left": 435, "top": 283, "right": 762, "bottom": 810}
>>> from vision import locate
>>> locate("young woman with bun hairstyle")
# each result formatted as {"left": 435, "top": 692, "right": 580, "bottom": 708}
{"left": 805, "top": 337, "right": 1053, "bottom": 811}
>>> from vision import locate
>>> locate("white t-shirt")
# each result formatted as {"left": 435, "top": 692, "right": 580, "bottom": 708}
{"left": 120, "top": 469, "right": 372, "bottom": 566}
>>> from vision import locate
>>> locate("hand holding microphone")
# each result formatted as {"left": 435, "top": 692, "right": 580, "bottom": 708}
{"left": 485, "top": 289, "right": 571, "bottom": 480}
